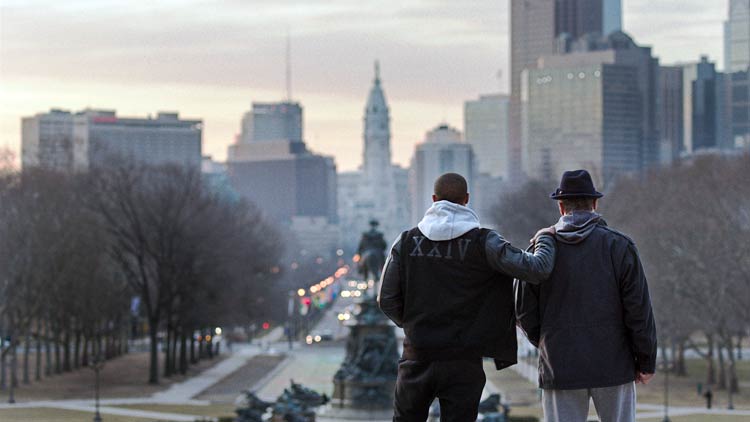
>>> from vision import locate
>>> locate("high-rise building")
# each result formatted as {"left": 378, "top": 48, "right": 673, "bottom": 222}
{"left": 602, "top": 0, "right": 622, "bottom": 35}
{"left": 509, "top": 0, "right": 622, "bottom": 181}
{"left": 510, "top": 0, "right": 556, "bottom": 182}
{"left": 80, "top": 110, "right": 202, "bottom": 169}
{"left": 227, "top": 147, "right": 337, "bottom": 224}
{"left": 22, "top": 109, "right": 202, "bottom": 171}
{"left": 227, "top": 103, "right": 337, "bottom": 226}
{"left": 725, "top": 0, "right": 750, "bottom": 73}
{"left": 409, "top": 124, "right": 475, "bottom": 223}
{"left": 22, "top": 109, "right": 79, "bottom": 171}
{"left": 680, "top": 56, "right": 724, "bottom": 153}
{"left": 560, "top": 0, "right": 598, "bottom": 36}
{"left": 337, "top": 63, "right": 410, "bottom": 250}
{"left": 532, "top": 32, "right": 660, "bottom": 172}
{"left": 523, "top": 63, "right": 640, "bottom": 187}
{"left": 522, "top": 32, "right": 661, "bottom": 187}
{"left": 658, "top": 66, "right": 684, "bottom": 163}
{"left": 464, "top": 94, "right": 510, "bottom": 180}
{"left": 238, "top": 102, "right": 303, "bottom": 144}
{"left": 725, "top": 0, "right": 750, "bottom": 148}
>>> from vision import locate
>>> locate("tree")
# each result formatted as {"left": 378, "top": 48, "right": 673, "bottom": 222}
{"left": 488, "top": 180, "right": 559, "bottom": 247}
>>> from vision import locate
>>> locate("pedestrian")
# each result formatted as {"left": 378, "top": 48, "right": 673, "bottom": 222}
{"left": 516, "top": 169, "right": 658, "bottom": 422}
{"left": 704, "top": 389, "right": 713, "bottom": 409}
{"left": 379, "top": 173, "right": 557, "bottom": 422}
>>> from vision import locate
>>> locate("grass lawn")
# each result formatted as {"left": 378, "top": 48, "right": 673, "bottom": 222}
{"left": 665, "top": 415, "right": 750, "bottom": 422}
{"left": 0, "top": 407, "right": 155, "bottom": 422}
{"left": 117, "top": 403, "right": 237, "bottom": 418}
{"left": 636, "top": 358, "right": 750, "bottom": 409}
{"left": 7, "top": 351, "right": 228, "bottom": 402}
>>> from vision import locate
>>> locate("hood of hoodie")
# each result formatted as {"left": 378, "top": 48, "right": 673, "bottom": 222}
{"left": 417, "top": 200, "right": 480, "bottom": 241}
{"left": 554, "top": 211, "right": 602, "bottom": 244}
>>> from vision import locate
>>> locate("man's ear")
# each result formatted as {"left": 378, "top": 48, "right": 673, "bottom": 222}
{"left": 464, "top": 193, "right": 470, "bottom": 206}
{"left": 593, "top": 198, "right": 599, "bottom": 211}
{"left": 432, "top": 194, "right": 438, "bottom": 203}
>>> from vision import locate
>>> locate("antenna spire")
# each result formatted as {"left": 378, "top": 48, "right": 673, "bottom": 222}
{"left": 374, "top": 60, "right": 381, "bottom": 83}
{"left": 286, "top": 28, "right": 292, "bottom": 102}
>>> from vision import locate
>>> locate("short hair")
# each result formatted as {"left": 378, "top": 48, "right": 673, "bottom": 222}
{"left": 434, "top": 173, "right": 468, "bottom": 204}
{"left": 560, "top": 197, "right": 596, "bottom": 212}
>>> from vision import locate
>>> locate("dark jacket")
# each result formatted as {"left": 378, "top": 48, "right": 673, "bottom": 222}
{"left": 516, "top": 212, "right": 657, "bottom": 390}
{"left": 378, "top": 201, "right": 556, "bottom": 370}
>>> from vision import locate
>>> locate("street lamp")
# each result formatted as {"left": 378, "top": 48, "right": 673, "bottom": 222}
{"left": 90, "top": 353, "right": 105, "bottom": 422}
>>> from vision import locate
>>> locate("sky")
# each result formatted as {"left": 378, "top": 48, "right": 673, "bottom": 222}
{"left": 0, "top": 0, "right": 730, "bottom": 171}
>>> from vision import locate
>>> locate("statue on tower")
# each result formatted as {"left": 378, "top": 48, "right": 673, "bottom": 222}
{"left": 356, "top": 219, "right": 387, "bottom": 283}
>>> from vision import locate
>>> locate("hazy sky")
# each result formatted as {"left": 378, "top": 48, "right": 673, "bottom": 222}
{"left": 0, "top": 0, "right": 729, "bottom": 171}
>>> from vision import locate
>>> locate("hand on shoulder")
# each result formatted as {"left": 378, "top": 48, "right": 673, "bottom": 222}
{"left": 530, "top": 225, "right": 556, "bottom": 245}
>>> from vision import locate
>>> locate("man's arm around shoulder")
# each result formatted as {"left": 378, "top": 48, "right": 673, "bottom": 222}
{"left": 485, "top": 230, "right": 556, "bottom": 284}
{"left": 377, "top": 234, "right": 405, "bottom": 327}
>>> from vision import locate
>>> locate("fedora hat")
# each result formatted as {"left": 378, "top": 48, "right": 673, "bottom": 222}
{"left": 550, "top": 169, "right": 604, "bottom": 200}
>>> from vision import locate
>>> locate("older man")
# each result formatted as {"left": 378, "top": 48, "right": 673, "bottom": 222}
{"left": 516, "top": 169, "right": 657, "bottom": 422}
{"left": 379, "top": 173, "right": 556, "bottom": 422}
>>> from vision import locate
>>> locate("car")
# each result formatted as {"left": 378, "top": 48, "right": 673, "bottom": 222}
{"left": 306, "top": 330, "right": 334, "bottom": 344}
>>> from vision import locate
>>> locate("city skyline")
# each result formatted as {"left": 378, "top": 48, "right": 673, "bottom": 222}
{"left": 0, "top": 0, "right": 729, "bottom": 171}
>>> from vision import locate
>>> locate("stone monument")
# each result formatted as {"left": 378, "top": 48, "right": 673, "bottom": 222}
{"left": 317, "top": 220, "right": 398, "bottom": 421}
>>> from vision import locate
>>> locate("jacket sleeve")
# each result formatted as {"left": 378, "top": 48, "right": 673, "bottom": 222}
{"left": 485, "top": 231, "right": 556, "bottom": 285}
{"left": 377, "top": 234, "right": 404, "bottom": 327}
{"left": 618, "top": 242, "right": 657, "bottom": 374}
{"left": 515, "top": 279, "right": 541, "bottom": 347}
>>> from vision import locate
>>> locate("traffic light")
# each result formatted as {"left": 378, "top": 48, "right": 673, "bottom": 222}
{"left": 262, "top": 321, "right": 270, "bottom": 330}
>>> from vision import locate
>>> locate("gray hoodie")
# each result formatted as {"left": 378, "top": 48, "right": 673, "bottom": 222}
{"left": 554, "top": 211, "right": 602, "bottom": 244}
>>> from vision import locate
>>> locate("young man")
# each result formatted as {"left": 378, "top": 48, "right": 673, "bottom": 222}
{"left": 516, "top": 169, "right": 657, "bottom": 422}
{"left": 378, "top": 173, "right": 556, "bottom": 422}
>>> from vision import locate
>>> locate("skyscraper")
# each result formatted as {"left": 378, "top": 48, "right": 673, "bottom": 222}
{"left": 509, "top": 0, "right": 556, "bottom": 182}
{"left": 556, "top": 0, "right": 603, "bottom": 40}
{"left": 237, "top": 102, "right": 303, "bottom": 144}
{"left": 724, "top": 0, "right": 750, "bottom": 148}
{"left": 524, "top": 63, "right": 640, "bottom": 187}
{"left": 680, "top": 56, "right": 724, "bottom": 153}
{"left": 725, "top": 0, "right": 750, "bottom": 73}
{"left": 602, "top": 0, "right": 622, "bottom": 35}
{"left": 409, "top": 124, "right": 474, "bottom": 223}
{"left": 464, "top": 94, "right": 510, "bottom": 179}
{"left": 658, "top": 66, "right": 684, "bottom": 163}
{"left": 226, "top": 99, "right": 339, "bottom": 257}
{"left": 509, "top": 0, "right": 622, "bottom": 181}
{"left": 523, "top": 32, "right": 658, "bottom": 187}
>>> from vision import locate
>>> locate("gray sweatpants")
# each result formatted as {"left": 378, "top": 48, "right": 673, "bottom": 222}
{"left": 542, "top": 382, "right": 635, "bottom": 422}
